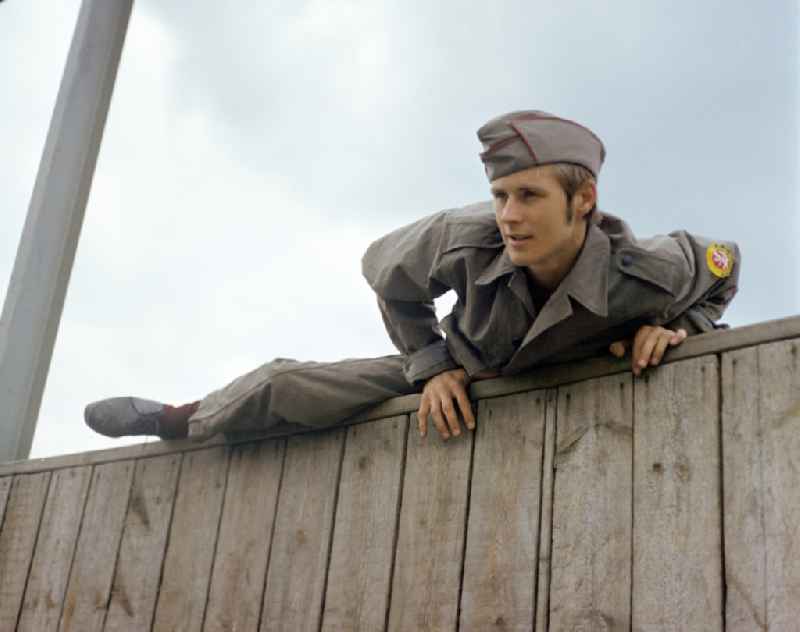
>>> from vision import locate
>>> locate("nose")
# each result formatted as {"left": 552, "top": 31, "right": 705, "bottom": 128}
{"left": 498, "top": 197, "right": 522, "bottom": 223}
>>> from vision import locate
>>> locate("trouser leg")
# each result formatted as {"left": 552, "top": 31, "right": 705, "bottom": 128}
{"left": 187, "top": 355, "right": 419, "bottom": 440}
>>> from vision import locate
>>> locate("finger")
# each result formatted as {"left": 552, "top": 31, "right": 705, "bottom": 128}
{"left": 649, "top": 331, "right": 673, "bottom": 365}
{"left": 670, "top": 328, "right": 688, "bottom": 345}
{"left": 454, "top": 387, "right": 476, "bottom": 430}
{"left": 633, "top": 327, "right": 659, "bottom": 375}
{"left": 431, "top": 406, "right": 450, "bottom": 440}
{"left": 441, "top": 397, "right": 462, "bottom": 437}
{"left": 631, "top": 326, "right": 653, "bottom": 375}
{"left": 609, "top": 340, "right": 627, "bottom": 358}
{"left": 417, "top": 400, "right": 429, "bottom": 437}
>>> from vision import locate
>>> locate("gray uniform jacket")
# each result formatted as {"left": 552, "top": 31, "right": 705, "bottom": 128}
{"left": 362, "top": 201, "right": 740, "bottom": 385}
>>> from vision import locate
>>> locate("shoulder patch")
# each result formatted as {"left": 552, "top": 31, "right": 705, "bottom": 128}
{"left": 706, "top": 243, "right": 734, "bottom": 278}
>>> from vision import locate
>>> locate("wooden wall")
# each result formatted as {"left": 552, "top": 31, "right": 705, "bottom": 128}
{"left": 1, "top": 323, "right": 799, "bottom": 631}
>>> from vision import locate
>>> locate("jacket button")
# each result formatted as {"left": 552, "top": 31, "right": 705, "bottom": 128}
{"left": 621, "top": 254, "right": 633, "bottom": 267}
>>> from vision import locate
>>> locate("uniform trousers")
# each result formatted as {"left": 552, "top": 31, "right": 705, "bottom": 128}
{"left": 187, "top": 355, "right": 421, "bottom": 441}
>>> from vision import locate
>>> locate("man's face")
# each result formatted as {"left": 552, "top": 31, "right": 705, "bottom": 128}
{"left": 491, "top": 165, "right": 589, "bottom": 274}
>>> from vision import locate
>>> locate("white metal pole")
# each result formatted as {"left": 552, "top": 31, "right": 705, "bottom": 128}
{"left": 0, "top": 0, "right": 134, "bottom": 462}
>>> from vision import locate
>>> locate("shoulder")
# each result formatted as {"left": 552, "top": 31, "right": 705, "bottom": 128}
{"left": 599, "top": 211, "right": 741, "bottom": 296}
{"left": 439, "top": 200, "right": 503, "bottom": 252}
{"left": 599, "top": 212, "right": 692, "bottom": 296}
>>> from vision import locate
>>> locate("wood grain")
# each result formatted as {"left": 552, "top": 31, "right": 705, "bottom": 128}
{"left": 321, "top": 415, "right": 407, "bottom": 631}
{"left": 104, "top": 454, "right": 182, "bottom": 632}
{"left": 387, "top": 414, "right": 472, "bottom": 631}
{"left": 260, "top": 429, "right": 345, "bottom": 632}
{"left": 549, "top": 374, "right": 633, "bottom": 631}
{"left": 722, "top": 340, "right": 800, "bottom": 631}
{"left": 203, "top": 439, "right": 284, "bottom": 632}
{"left": 17, "top": 466, "right": 91, "bottom": 632}
{"left": 534, "top": 389, "right": 557, "bottom": 632}
{"left": 0, "top": 472, "right": 51, "bottom": 631}
{"left": 152, "top": 446, "right": 229, "bottom": 632}
{"left": 459, "top": 390, "right": 546, "bottom": 630}
{"left": 632, "top": 356, "right": 723, "bottom": 631}
{"left": 58, "top": 460, "right": 135, "bottom": 632}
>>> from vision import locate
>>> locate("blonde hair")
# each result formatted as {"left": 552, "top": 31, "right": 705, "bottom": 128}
{"left": 549, "top": 163, "right": 598, "bottom": 221}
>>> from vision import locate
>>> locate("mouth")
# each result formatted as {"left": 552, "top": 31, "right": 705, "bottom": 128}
{"left": 507, "top": 234, "right": 532, "bottom": 246}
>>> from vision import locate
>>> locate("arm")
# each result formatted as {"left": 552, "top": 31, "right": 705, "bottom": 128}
{"left": 662, "top": 231, "right": 740, "bottom": 334}
{"left": 362, "top": 211, "right": 459, "bottom": 384}
{"left": 363, "top": 210, "right": 492, "bottom": 440}
{"left": 611, "top": 232, "right": 740, "bottom": 372}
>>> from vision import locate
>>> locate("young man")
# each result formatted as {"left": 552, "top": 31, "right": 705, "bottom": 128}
{"left": 85, "top": 110, "right": 740, "bottom": 442}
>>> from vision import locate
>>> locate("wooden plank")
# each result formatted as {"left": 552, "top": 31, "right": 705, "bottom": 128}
{"left": 387, "top": 414, "right": 471, "bottom": 631}
{"left": 3, "top": 320, "right": 799, "bottom": 481}
{"left": 534, "top": 388, "right": 557, "bottom": 632}
{"left": 0, "top": 471, "right": 51, "bottom": 630}
{"left": 260, "top": 429, "right": 345, "bottom": 632}
{"left": 152, "top": 446, "right": 229, "bottom": 632}
{"left": 0, "top": 476, "right": 11, "bottom": 526}
{"left": 103, "top": 454, "right": 182, "bottom": 632}
{"left": 17, "top": 466, "right": 92, "bottom": 632}
{"left": 59, "top": 460, "right": 135, "bottom": 632}
{"left": 203, "top": 439, "right": 284, "bottom": 632}
{"left": 549, "top": 374, "right": 633, "bottom": 631}
{"left": 459, "top": 390, "right": 546, "bottom": 630}
{"left": 722, "top": 340, "right": 800, "bottom": 630}
{"left": 632, "top": 356, "right": 723, "bottom": 630}
{"left": 321, "top": 415, "right": 408, "bottom": 631}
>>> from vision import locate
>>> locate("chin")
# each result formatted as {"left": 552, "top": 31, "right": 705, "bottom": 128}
{"left": 506, "top": 251, "right": 534, "bottom": 267}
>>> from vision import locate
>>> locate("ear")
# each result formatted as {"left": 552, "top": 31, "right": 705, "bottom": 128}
{"left": 572, "top": 180, "right": 597, "bottom": 220}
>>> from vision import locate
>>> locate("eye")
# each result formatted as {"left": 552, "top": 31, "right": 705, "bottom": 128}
{"left": 492, "top": 191, "right": 507, "bottom": 205}
{"left": 521, "top": 189, "right": 537, "bottom": 200}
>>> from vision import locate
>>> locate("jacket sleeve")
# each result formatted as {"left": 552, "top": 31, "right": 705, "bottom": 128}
{"left": 362, "top": 211, "right": 459, "bottom": 384}
{"left": 663, "top": 231, "right": 741, "bottom": 335}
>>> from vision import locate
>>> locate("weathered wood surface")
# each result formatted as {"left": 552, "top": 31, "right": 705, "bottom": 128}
{"left": 722, "top": 340, "right": 800, "bottom": 631}
{"left": 1, "top": 328, "right": 799, "bottom": 631}
{"left": 153, "top": 446, "right": 229, "bottom": 632}
{"left": 387, "top": 414, "right": 472, "bottom": 631}
{"left": 260, "top": 429, "right": 345, "bottom": 632}
{"left": 17, "top": 466, "right": 91, "bottom": 632}
{"left": 459, "top": 391, "right": 546, "bottom": 630}
{"left": 534, "top": 389, "right": 557, "bottom": 632}
{"left": 0, "top": 472, "right": 51, "bottom": 631}
{"left": 104, "top": 454, "right": 182, "bottom": 632}
{"left": 203, "top": 440, "right": 284, "bottom": 632}
{"left": 59, "top": 460, "right": 135, "bottom": 632}
{"left": 321, "top": 415, "right": 407, "bottom": 631}
{"left": 632, "top": 356, "right": 723, "bottom": 631}
{"left": 549, "top": 374, "right": 633, "bottom": 631}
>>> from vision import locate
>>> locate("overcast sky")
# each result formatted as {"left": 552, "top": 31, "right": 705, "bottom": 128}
{"left": 2, "top": 1, "right": 798, "bottom": 459}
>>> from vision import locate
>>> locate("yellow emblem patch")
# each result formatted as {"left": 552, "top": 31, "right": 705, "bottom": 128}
{"left": 706, "top": 243, "right": 734, "bottom": 278}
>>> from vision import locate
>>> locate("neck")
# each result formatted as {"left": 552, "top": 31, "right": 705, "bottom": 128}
{"left": 527, "top": 220, "right": 588, "bottom": 291}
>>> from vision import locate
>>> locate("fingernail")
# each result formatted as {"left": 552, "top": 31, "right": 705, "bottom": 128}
{"left": 638, "top": 359, "right": 647, "bottom": 367}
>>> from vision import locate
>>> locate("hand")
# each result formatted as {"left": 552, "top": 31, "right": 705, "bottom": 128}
{"left": 417, "top": 368, "right": 476, "bottom": 440}
{"left": 609, "top": 326, "right": 687, "bottom": 376}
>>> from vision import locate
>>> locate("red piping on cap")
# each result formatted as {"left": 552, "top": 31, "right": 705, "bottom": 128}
{"left": 509, "top": 112, "right": 605, "bottom": 153}
{"left": 509, "top": 121, "right": 539, "bottom": 162}
{"left": 479, "top": 135, "right": 520, "bottom": 159}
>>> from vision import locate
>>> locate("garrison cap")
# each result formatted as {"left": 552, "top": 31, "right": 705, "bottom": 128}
{"left": 477, "top": 110, "right": 606, "bottom": 181}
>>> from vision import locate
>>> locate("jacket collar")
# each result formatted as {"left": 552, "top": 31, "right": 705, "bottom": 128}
{"left": 559, "top": 221, "right": 610, "bottom": 318}
{"left": 475, "top": 219, "right": 610, "bottom": 319}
